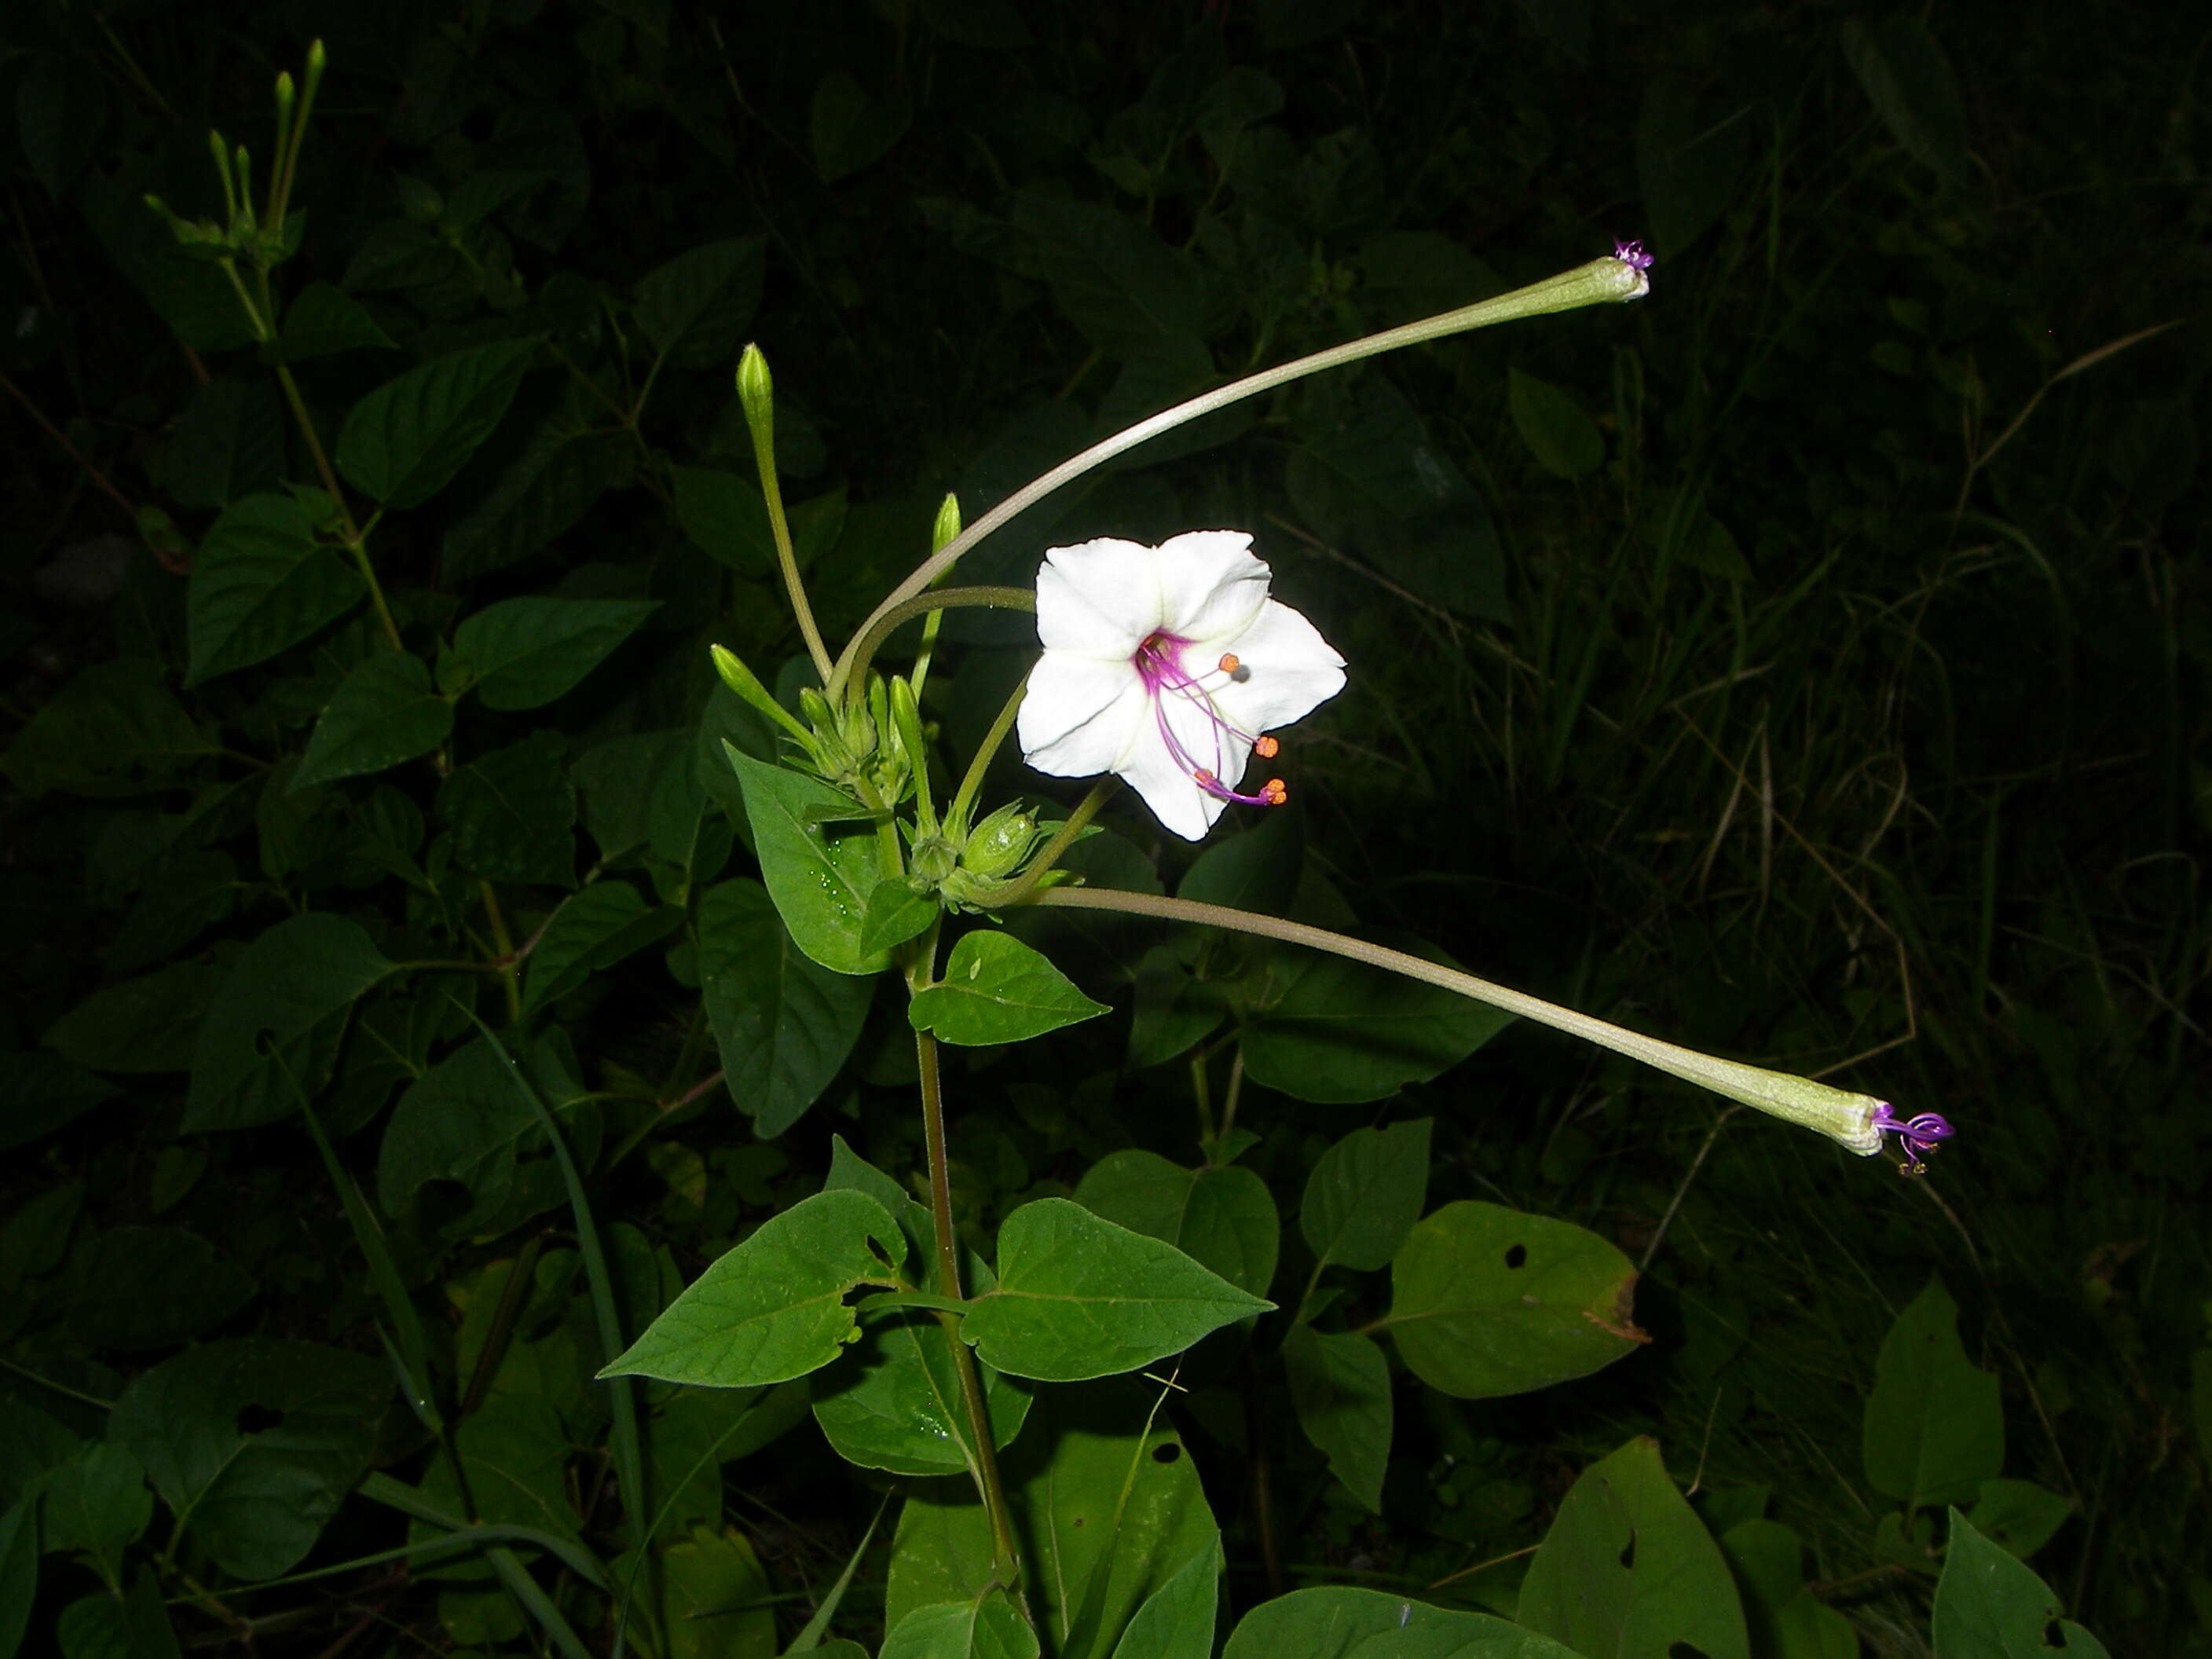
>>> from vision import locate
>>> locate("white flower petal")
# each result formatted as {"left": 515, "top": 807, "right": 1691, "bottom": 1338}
{"left": 1035, "top": 538, "right": 1166, "bottom": 657}
{"left": 1016, "top": 652, "right": 1148, "bottom": 778}
{"left": 1115, "top": 701, "right": 1232, "bottom": 841}
{"left": 1213, "top": 598, "right": 1347, "bottom": 736}
{"left": 1152, "top": 531, "right": 1270, "bottom": 645}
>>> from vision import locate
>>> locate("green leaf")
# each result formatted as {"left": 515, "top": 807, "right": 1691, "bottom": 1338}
{"left": 1507, "top": 368, "right": 1605, "bottom": 480}
{"left": 963, "top": 1199, "right": 1271, "bottom": 1382}
{"left": 826, "top": 1135, "right": 911, "bottom": 1216}
{"left": 634, "top": 237, "right": 767, "bottom": 370}
{"left": 649, "top": 1382, "right": 811, "bottom": 1536}
{"left": 0, "top": 1054, "right": 115, "bottom": 1153}
{"left": 1379, "top": 1200, "right": 1644, "bottom": 1399}
{"left": 1520, "top": 1437, "right": 1751, "bottom": 1659}
{"left": 1840, "top": 16, "right": 1972, "bottom": 184}
{"left": 1072, "top": 1149, "right": 1279, "bottom": 1298}
{"left": 335, "top": 338, "right": 540, "bottom": 508}
{"left": 1221, "top": 1585, "right": 1586, "bottom": 1658}
{"left": 1717, "top": 1519, "right": 1860, "bottom": 1659}
{"left": 438, "top": 730, "right": 577, "bottom": 886}
{"left": 520, "top": 881, "right": 679, "bottom": 1014}
{"left": 185, "top": 493, "right": 366, "bottom": 686}
{"left": 672, "top": 468, "right": 848, "bottom": 575}
{"left": 1281, "top": 1325, "right": 1391, "bottom": 1514}
{"left": 885, "top": 1383, "right": 1217, "bottom": 1656}
{"left": 727, "top": 752, "right": 889, "bottom": 976}
{"left": 811, "top": 1294, "right": 1031, "bottom": 1477}
{"left": 2, "top": 659, "right": 216, "bottom": 800}
{"left": 1862, "top": 1276, "right": 2004, "bottom": 1508}
{"left": 1241, "top": 947, "right": 1511, "bottom": 1104}
{"left": 183, "top": 914, "right": 397, "bottom": 1132}
{"left": 375, "top": 1033, "right": 599, "bottom": 1240}
{"left": 56, "top": 1570, "right": 179, "bottom": 1659}
{"left": 42, "top": 961, "right": 216, "bottom": 1075}
{"left": 157, "top": 377, "right": 283, "bottom": 511}
{"left": 1178, "top": 806, "right": 1303, "bottom": 914}
{"left": 1933, "top": 1510, "right": 2108, "bottom": 1657}
{"left": 292, "top": 651, "right": 455, "bottom": 790}
{"left": 108, "top": 1339, "right": 388, "bottom": 1581}
{"left": 64, "top": 1225, "right": 257, "bottom": 1350}
{"left": 447, "top": 597, "right": 660, "bottom": 711}
{"left": 810, "top": 74, "right": 913, "bottom": 185}
{"left": 660, "top": 1525, "right": 779, "bottom": 1659}
{"left": 600, "top": 1190, "right": 907, "bottom": 1387}
{"left": 39, "top": 1442, "right": 150, "bottom": 1591}
{"left": 40, "top": 1442, "right": 151, "bottom": 1601}
{"left": 881, "top": 1593, "right": 1037, "bottom": 1659}
{"left": 574, "top": 731, "right": 690, "bottom": 862}
{"left": 1635, "top": 73, "right": 1752, "bottom": 258}
{"left": 910, "top": 932, "right": 1109, "bottom": 1047}
{"left": 0, "top": 1497, "right": 35, "bottom": 1659}
{"left": 1300, "top": 1119, "right": 1431, "bottom": 1272}
{"left": 1107, "top": 1535, "right": 1218, "bottom": 1659}
{"left": 699, "top": 880, "right": 876, "bottom": 1137}
{"left": 858, "top": 880, "right": 939, "bottom": 958}
{"left": 1965, "top": 1478, "right": 2075, "bottom": 1561}
{"left": 277, "top": 281, "right": 399, "bottom": 361}
{"left": 444, "top": 421, "right": 635, "bottom": 581}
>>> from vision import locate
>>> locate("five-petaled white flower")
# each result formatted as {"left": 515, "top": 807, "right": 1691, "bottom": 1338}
{"left": 1016, "top": 531, "right": 1346, "bottom": 840}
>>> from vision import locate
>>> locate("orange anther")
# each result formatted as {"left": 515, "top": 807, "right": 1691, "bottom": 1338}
{"left": 1262, "top": 779, "right": 1287, "bottom": 804}
{"left": 1218, "top": 653, "right": 1240, "bottom": 674}
{"left": 1254, "top": 734, "right": 1279, "bottom": 758}
{"left": 1193, "top": 768, "right": 1216, "bottom": 784}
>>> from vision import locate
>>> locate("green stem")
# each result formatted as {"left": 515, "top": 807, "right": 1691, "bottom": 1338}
{"left": 987, "top": 779, "right": 1120, "bottom": 906}
{"left": 1013, "top": 888, "right": 1888, "bottom": 1155}
{"left": 745, "top": 397, "right": 833, "bottom": 687}
{"left": 830, "top": 255, "right": 1650, "bottom": 693}
{"left": 945, "top": 668, "right": 1030, "bottom": 834}
{"left": 830, "top": 584, "right": 1035, "bottom": 706}
{"left": 908, "top": 932, "right": 1024, "bottom": 1594}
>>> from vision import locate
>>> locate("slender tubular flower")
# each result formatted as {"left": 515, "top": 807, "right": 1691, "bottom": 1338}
{"left": 1016, "top": 532, "right": 1346, "bottom": 840}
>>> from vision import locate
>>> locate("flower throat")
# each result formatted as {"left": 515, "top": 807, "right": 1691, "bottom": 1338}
{"left": 1133, "top": 631, "right": 1287, "bottom": 809}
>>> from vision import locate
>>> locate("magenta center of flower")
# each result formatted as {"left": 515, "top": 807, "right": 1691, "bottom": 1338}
{"left": 1131, "top": 631, "right": 1287, "bottom": 809}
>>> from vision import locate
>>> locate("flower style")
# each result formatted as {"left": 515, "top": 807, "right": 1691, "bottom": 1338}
{"left": 1870, "top": 1101, "right": 1956, "bottom": 1174}
{"left": 1016, "top": 531, "right": 1346, "bottom": 840}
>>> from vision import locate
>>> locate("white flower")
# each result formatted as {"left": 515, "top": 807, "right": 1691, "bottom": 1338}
{"left": 1016, "top": 531, "right": 1346, "bottom": 840}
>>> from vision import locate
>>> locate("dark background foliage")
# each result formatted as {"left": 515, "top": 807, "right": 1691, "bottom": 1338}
{"left": 2, "top": 0, "right": 2206, "bottom": 1653}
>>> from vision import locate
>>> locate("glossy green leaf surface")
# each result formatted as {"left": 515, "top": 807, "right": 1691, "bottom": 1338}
{"left": 880, "top": 1593, "right": 1037, "bottom": 1659}
{"left": 1282, "top": 1325, "right": 1392, "bottom": 1513}
{"left": 885, "top": 1383, "right": 1217, "bottom": 1657}
{"left": 600, "top": 1189, "right": 907, "bottom": 1387}
{"left": 1519, "top": 1437, "right": 1750, "bottom": 1659}
{"left": 1932, "top": 1510, "right": 2108, "bottom": 1657}
{"left": 335, "top": 337, "right": 540, "bottom": 507}
{"left": 183, "top": 914, "right": 397, "bottom": 1132}
{"left": 1862, "top": 1277, "right": 2004, "bottom": 1507}
{"left": 1072, "top": 1148, "right": 1280, "bottom": 1298}
{"left": 108, "top": 1339, "right": 388, "bottom": 1580}
{"left": 1220, "top": 1585, "right": 1582, "bottom": 1658}
{"left": 184, "top": 493, "right": 366, "bottom": 686}
{"left": 1299, "top": 1119, "right": 1430, "bottom": 1272}
{"left": 910, "top": 930, "right": 1110, "bottom": 1046}
{"left": 962, "top": 1199, "right": 1271, "bottom": 1382}
{"left": 292, "top": 650, "right": 454, "bottom": 789}
{"left": 1379, "top": 1201, "right": 1643, "bottom": 1399}
{"left": 700, "top": 879, "right": 876, "bottom": 1136}
{"left": 727, "top": 752, "right": 889, "bottom": 976}
{"left": 1241, "top": 947, "right": 1512, "bottom": 1104}
{"left": 447, "top": 595, "right": 659, "bottom": 710}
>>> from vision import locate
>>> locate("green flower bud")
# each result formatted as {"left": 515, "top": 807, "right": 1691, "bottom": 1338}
{"left": 961, "top": 802, "right": 1040, "bottom": 880}
{"left": 908, "top": 833, "right": 960, "bottom": 889}
{"left": 736, "top": 344, "right": 774, "bottom": 450}
{"left": 931, "top": 492, "right": 962, "bottom": 554}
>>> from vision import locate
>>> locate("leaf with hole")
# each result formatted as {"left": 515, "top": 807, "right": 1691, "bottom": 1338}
{"left": 1519, "top": 1437, "right": 1750, "bottom": 1659}
{"left": 1379, "top": 1201, "right": 1644, "bottom": 1399}
{"left": 599, "top": 1190, "right": 908, "bottom": 1388}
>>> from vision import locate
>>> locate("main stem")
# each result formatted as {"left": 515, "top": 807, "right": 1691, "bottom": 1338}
{"left": 910, "top": 946, "right": 1024, "bottom": 1590}
{"left": 1015, "top": 888, "right": 1888, "bottom": 1155}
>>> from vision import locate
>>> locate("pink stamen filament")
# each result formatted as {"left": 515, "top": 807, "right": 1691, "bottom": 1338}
{"left": 1133, "top": 632, "right": 1287, "bottom": 808}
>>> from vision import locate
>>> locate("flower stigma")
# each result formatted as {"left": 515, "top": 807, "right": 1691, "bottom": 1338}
{"left": 1870, "top": 1102, "right": 1956, "bottom": 1175}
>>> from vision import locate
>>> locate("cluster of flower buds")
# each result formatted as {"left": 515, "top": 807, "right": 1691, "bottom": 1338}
{"left": 709, "top": 646, "right": 916, "bottom": 809}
